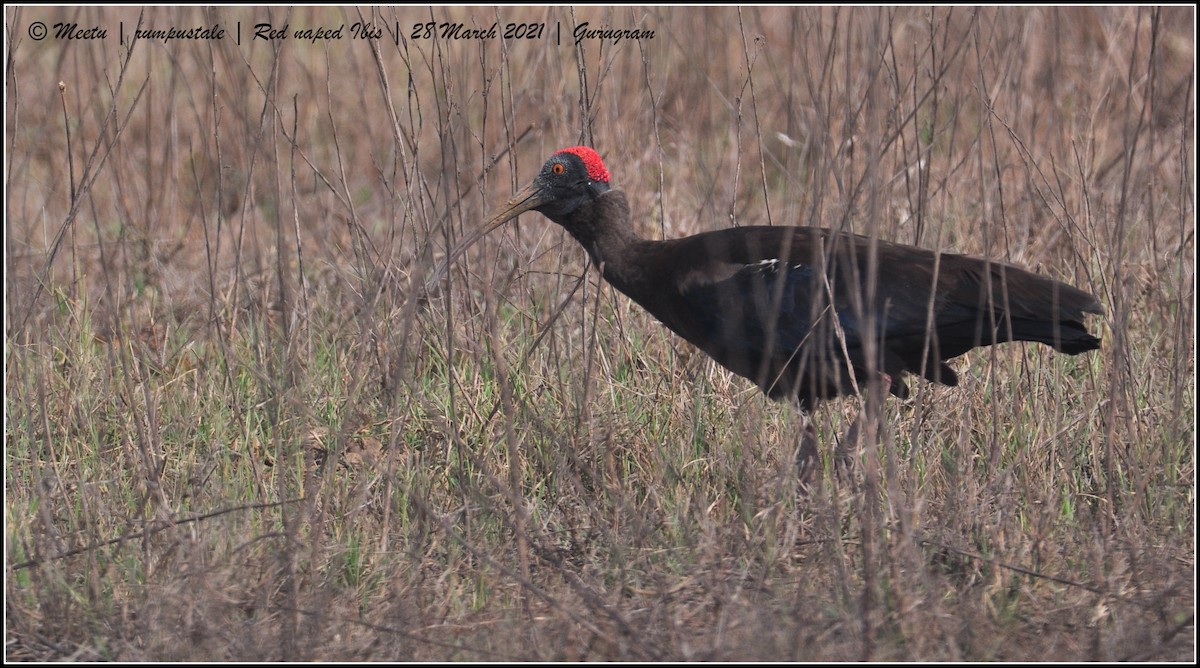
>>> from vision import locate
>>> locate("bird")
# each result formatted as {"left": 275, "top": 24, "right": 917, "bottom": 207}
{"left": 436, "top": 146, "right": 1102, "bottom": 477}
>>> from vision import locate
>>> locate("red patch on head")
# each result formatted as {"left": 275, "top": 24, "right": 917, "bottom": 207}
{"left": 555, "top": 146, "right": 610, "bottom": 183}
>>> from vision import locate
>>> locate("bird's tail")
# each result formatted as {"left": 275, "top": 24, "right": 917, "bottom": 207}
{"left": 1005, "top": 316, "right": 1101, "bottom": 354}
{"left": 974, "top": 262, "right": 1104, "bottom": 354}
{"left": 912, "top": 259, "right": 1103, "bottom": 384}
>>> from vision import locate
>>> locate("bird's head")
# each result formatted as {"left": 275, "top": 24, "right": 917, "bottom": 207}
{"left": 485, "top": 146, "right": 612, "bottom": 226}
{"left": 429, "top": 147, "right": 612, "bottom": 289}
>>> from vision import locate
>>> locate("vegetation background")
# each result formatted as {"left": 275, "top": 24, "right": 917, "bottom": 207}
{"left": 5, "top": 5, "right": 1194, "bottom": 661}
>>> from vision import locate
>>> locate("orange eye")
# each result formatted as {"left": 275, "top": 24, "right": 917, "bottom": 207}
{"left": 552, "top": 164, "right": 565, "bottom": 175}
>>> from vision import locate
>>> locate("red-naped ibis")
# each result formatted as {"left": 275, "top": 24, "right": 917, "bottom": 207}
{"left": 437, "top": 146, "right": 1102, "bottom": 478}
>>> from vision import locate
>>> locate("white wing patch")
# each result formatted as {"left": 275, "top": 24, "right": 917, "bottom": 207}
{"left": 747, "top": 258, "right": 806, "bottom": 274}
{"left": 678, "top": 258, "right": 807, "bottom": 292}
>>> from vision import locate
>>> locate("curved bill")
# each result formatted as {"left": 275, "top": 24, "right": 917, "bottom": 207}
{"left": 426, "top": 181, "right": 549, "bottom": 293}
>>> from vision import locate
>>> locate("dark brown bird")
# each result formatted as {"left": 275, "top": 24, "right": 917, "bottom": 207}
{"left": 438, "top": 146, "right": 1102, "bottom": 463}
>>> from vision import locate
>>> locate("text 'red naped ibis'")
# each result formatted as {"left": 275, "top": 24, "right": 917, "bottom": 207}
{"left": 437, "top": 146, "right": 1102, "bottom": 469}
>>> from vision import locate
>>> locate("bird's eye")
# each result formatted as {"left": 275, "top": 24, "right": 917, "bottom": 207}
{"left": 552, "top": 163, "right": 565, "bottom": 175}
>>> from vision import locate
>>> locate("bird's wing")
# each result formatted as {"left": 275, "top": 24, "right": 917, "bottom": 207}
{"left": 668, "top": 229, "right": 977, "bottom": 395}
{"left": 671, "top": 252, "right": 892, "bottom": 401}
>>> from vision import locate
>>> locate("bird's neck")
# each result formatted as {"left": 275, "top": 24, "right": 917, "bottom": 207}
{"left": 550, "top": 190, "right": 641, "bottom": 280}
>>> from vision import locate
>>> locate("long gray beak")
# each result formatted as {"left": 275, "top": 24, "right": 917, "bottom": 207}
{"left": 426, "top": 181, "right": 549, "bottom": 292}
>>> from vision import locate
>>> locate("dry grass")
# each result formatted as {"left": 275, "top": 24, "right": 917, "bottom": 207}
{"left": 5, "top": 5, "right": 1194, "bottom": 661}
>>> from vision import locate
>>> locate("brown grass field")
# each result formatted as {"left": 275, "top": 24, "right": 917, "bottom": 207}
{"left": 5, "top": 5, "right": 1195, "bottom": 661}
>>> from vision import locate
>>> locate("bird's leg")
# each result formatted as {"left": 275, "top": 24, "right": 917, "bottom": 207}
{"left": 834, "top": 372, "right": 893, "bottom": 477}
{"left": 877, "top": 372, "right": 894, "bottom": 398}
{"left": 835, "top": 417, "right": 859, "bottom": 478}
{"left": 795, "top": 410, "right": 821, "bottom": 491}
